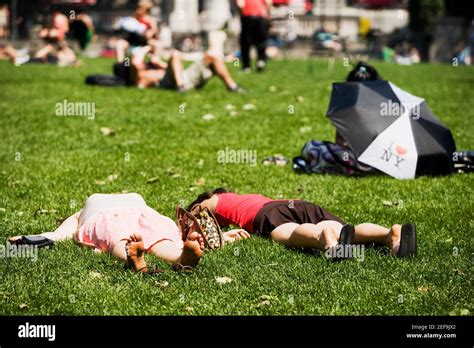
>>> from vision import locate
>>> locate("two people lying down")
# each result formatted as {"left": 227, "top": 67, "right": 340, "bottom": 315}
{"left": 9, "top": 190, "right": 416, "bottom": 272}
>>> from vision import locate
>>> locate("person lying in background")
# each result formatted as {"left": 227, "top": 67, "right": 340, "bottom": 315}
{"left": 130, "top": 46, "right": 245, "bottom": 93}
{"left": 187, "top": 188, "right": 417, "bottom": 259}
{"left": 0, "top": 42, "right": 77, "bottom": 66}
{"left": 0, "top": 44, "right": 28, "bottom": 64}
{"left": 29, "top": 42, "right": 78, "bottom": 67}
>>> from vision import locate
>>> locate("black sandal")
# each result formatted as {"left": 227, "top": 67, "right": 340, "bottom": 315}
{"left": 396, "top": 223, "right": 417, "bottom": 258}
{"left": 9, "top": 235, "right": 54, "bottom": 249}
{"left": 327, "top": 224, "right": 355, "bottom": 261}
{"left": 339, "top": 224, "right": 355, "bottom": 246}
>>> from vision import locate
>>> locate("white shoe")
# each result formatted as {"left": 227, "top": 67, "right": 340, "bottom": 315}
{"left": 15, "top": 55, "right": 30, "bottom": 66}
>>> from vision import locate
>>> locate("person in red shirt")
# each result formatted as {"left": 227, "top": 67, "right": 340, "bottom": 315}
{"left": 187, "top": 188, "right": 417, "bottom": 259}
{"left": 237, "top": 0, "right": 272, "bottom": 72}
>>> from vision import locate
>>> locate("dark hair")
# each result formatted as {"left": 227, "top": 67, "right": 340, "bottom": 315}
{"left": 346, "top": 61, "right": 381, "bottom": 82}
{"left": 186, "top": 187, "right": 228, "bottom": 211}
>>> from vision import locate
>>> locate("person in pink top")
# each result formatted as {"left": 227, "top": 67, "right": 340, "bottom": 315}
{"left": 187, "top": 188, "right": 417, "bottom": 259}
{"left": 9, "top": 193, "right": 250, "bottom": 272}
{"left": 8, "top": 193, "right": 245, "bottom": 272}
{"left": 237, "top": 0, "right": 272, "bottom": 72}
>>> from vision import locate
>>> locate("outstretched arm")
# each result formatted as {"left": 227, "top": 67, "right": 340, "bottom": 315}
{"left": 223, "top": 229, "right": 251, "bottom": 244}
{"left": 8, "top": 211, "right": 81, "bottom": 243}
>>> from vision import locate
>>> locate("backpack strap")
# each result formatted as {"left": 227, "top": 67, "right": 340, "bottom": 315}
{"left": 323, "top": 141, "right": 373, "bottom": 173}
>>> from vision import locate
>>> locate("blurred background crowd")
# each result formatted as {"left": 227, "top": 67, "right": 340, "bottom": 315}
{"left": 0, "top": 0, "right": 472, "bottom": 66}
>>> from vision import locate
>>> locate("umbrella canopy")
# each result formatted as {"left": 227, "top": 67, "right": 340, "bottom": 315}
{"left": 326, "top": 80, "right": 456, "bottom": 179}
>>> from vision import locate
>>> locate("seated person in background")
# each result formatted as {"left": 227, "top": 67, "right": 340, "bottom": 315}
{"left": 0, "top": 44, "right": 28, "bottom": 64}
{"left": 0, "top": 42, "right": 76, "bottom": 66}
{"left": 130, "top": 46, "right": 245, "bottom": 93}
{"left": 336, "top": 61, "right": 381, "bottom": 147}
{"left": 70, "top": 9, "right": 95, "bottom": 50}
{"left": 30, "top": 41, "right": 77, "bottom": 66}
{"left": 39, "top": 8, "right": 69, "bottom": 44}
{"left": 115, "top": 0, "right": 160, "bottom": 63}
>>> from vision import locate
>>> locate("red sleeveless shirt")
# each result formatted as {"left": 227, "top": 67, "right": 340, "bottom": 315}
{"left": 214, "top": 193, "right": 273, "bottom": 232}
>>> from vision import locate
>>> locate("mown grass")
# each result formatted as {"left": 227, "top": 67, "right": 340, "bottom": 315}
{"left": 0, "top": 56, "right": 472, "bottom": 315}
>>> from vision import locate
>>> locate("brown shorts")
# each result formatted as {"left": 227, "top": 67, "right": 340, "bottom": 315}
{"left": 253, "top": 200, "right": 344, "bottom": 237}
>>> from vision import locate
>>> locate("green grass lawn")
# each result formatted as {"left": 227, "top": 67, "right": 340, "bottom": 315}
{"left": 0, "top": 57, "right": 472, "bottom": 315}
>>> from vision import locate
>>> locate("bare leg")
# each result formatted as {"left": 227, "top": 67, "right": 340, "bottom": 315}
{"left": 204, "top": 52, "right": 237, "bottom": 89}
{"left": 115, "top": 38, "right": 129, "bottom": 63}
{"left": 8, "top": 211, "right": 81, "bottom": 243}
{"left": 150, "top": 232, "right": 205, "bottom": 268}
{"left": 271, "top": 221, "right": 403, "bottom": 256}
{"left": 124, "top": 232, "right": 205, "bottom": 272}
{"left": 270, "top": 221, "right": 343, "bottom": 250}
{"left": 149, "top": 240, "right": 183, "bottom": 265}
{"left": 57, "top": 46, "right": 76, "bottom": 66}
{"left": 124, "top": 233, "right": 147, "bottom": 272}
{"left": 35, "top": 44, "right": 54, "bottom": 60}
{"left": 112, "top": 239, "right": 128, "bottom": 262}
{"left": 0, "top": 45, "right": 19, "bottom": 62}
{"left": 177, "top": 232, "right": 205, "bottom": 267}
{"left": 135, "top": 69, "right": 163, "bottom": 88}
{"left": 39, "top": 28, "right": 49, "bottom": 39}
{"left": 354, "top": 223, "right": 402, "bottom": 255}
{"left": 168, "top": 50, "right": 184, "bottom": 87}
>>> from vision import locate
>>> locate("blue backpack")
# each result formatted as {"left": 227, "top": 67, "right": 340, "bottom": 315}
{"left": 292, "top": 140, "right": 375, "bottom": 176}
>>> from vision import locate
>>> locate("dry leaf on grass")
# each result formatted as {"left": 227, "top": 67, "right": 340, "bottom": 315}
{"left": 89, "top": 271, "right": 102, "bottom": 279}
{"left": 299, "top": 126, "right": 312, "bottom": 134}
{"left": 195, "top": 177, "right": 206, "bottom": 186}
{"left": 100, "top": 127, "right": 115, "bottom": 136}
{"left": 155, "top": 281, "right": 169, "bottom": 289}
{"left": 147, "top": 176, "right": 160, "bottom": 184}
{"left": 215, "top": 276, "right": 232, "bottom": 284}
{"left": 35, "top": 209, "right": 58, "bottom": 215}
{"left": 202, "top": 113, "right": 215, "bottom": 121}
{"left": 243, "top": 103, "right": 256, "bottom": 111}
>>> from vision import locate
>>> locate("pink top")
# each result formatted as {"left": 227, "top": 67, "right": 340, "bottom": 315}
{"left": 214, "top": 193, "right": 273, "bottom": 232}
{"left": 76, "top": 206, "right": 183, "bottom": 253}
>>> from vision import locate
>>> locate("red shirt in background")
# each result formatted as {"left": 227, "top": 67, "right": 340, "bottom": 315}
{"left": 214, "top": 193, "right": 273, "bottom": 232}
{"left": 241, "top": 0, "right": 268, "bottom": 17}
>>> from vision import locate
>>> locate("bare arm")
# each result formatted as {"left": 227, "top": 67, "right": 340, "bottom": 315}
{"left": 131, "top": 45, "right": 153, "bottom": 66}
{"left": 223, "top": 229, "right": 251, "bottom": 244}
{"left": 8, "top": 211, "right": 81, "bottom": 243}
{"left": 265, "top": 0, "right": 272, "bottom": 18}
{"left": 47, "top": 211, "right": 81, "bottom": 241}
{"left": 236, "top": 0, "right": 245, "bottom": 10}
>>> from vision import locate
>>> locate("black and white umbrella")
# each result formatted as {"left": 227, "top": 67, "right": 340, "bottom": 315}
{"left": 326, "top": 80, "right": 456, "bottom": 179}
